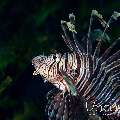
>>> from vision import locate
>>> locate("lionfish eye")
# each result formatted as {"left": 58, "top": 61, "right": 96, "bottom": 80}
{"left": 39, "top": 56, "right": 46, "bottom": 62}
{"left": 53, "top": 55, "right": 57, "bottom": 60}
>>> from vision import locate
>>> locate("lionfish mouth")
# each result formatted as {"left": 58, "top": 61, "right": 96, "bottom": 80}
{"left": 32, "top": 10, "right": 120, "bottom": 120}
{"left": 32, "top": 55, "right": 46, "bottom": 75}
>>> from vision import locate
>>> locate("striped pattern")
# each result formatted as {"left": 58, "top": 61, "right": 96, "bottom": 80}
{"left": 32, "top": 11, "right": 120, "bottom": 120}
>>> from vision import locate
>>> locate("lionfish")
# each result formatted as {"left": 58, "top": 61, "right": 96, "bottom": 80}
{"left": 32, "top": 10, "right": 120, "bottom": 120}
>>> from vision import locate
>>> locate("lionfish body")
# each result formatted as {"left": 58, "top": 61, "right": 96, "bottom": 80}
{"left": 32, "top": 10, "right": 120, "bottom": 120}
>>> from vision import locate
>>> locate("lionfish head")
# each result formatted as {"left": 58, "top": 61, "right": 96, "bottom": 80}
{"left": 32, "top": 53, "right": 78, "bottom": 95}
{"left": 32, "top": 54, "right": 58, "bottom": 75}
{"left": 32, "top": 53, "right": 66, "bottom": 90}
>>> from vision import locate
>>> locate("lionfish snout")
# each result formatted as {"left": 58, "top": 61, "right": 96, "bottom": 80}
{"left": 32, "top": 54, "right": 62, "bottom": 82}
{"left": 32, "top": 55, "right": 47, "bottom": 75}
{"left": 32, "top": 55, "right": 45, "bottom": 66}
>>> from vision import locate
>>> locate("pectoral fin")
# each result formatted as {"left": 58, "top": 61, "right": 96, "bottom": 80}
{"left": 60, "top": 70, "right": 77, "bottom": 96}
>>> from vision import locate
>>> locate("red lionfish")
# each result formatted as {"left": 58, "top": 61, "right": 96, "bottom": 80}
{"left": 32, "top": 10, "right": 120, "bottom": 120}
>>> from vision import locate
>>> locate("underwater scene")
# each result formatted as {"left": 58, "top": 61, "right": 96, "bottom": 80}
{"left": 0, "top": 0, "right": 120, "bottom": 120}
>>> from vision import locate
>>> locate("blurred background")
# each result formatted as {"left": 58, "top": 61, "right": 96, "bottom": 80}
{"left": 0, "top": 0, "right": 120, "bottom": 120}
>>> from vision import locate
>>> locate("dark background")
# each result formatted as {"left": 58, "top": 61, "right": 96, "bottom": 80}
{"left": 0, "top": 0, "right": 120, "bottom": 120}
